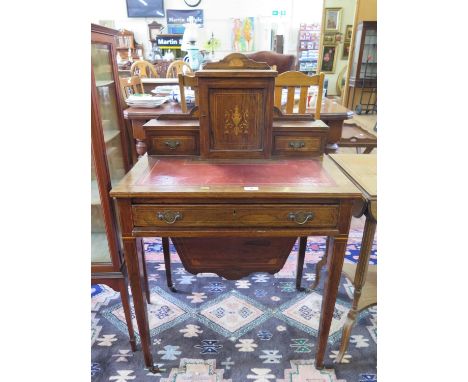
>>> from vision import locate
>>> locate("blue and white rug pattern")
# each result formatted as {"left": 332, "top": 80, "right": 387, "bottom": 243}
{"left": 91, "top": 236, "right": 377, "bottom": 381}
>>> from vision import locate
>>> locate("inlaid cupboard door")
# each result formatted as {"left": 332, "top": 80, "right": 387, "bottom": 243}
{"left": 197, "top": 72, "right": 276, "bottom": 159}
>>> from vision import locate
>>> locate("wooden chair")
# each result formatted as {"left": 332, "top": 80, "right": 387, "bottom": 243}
{"left": 274, "top": 71, "right": 325, "bottom": 119}
{"left": 166, "top": 60, "right": 193, "bottom": 78}
{"left": 119, "top": 76, "right": 144, "bottom": 101}
{"left": 178, "top": 73, "right": 198, "bottom": 113}
{"left": 130, "top": 60, "right": 159, "bottom": 78}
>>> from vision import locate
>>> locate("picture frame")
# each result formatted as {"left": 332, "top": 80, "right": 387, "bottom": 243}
{"left": 323, "top": 33, "right": 335, "bottom": 44}
{"left": 341, "top": 42, "right": 350, "bottom": 60}
{"left": 320, "top": 44, "right": 337, "bottom": 73}
{"left": 345, "top": 25, "right": 353, "bottom": 41}
{"left": 324, "top": 8, "right": 342, "bottom": 33}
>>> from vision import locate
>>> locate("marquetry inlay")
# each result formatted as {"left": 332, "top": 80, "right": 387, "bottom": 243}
{"left": 224, "top": 105, "right": 249, "bottom": 136}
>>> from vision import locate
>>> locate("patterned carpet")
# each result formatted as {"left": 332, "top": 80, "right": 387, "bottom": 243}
{"left": 91, "top": 231, "right": 377, "bottom": 381}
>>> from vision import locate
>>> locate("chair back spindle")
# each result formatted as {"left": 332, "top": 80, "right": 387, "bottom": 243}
{"left": 119, "top": 76, "right": 144, "bottom": 103}
{"left": 274, "top": 71, "right": 325, "bottom": 120}
{"left": 130, "top": 60, "right": 159, "bottom": 78}
{"left": 166, "top": 60, "right": 193, "bottom": 78}
{"left": 178, "top": 73, "right": 198, "bottom": 113}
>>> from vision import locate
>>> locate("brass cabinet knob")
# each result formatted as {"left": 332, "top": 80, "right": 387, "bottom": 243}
{"left": 288, "top": 211, "right": 314, "bottom": 225}
{"left": 288, "top": 141, "right": 305, "bottom": 149}
{"left": 164, "top": 140, "right": 180, "bottom": 150}
{"left": 157, "top": 211, "right": 183, "bottom": 224}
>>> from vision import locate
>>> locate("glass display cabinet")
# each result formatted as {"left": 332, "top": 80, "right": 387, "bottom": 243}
{"left": 91, "top": 24, "right": 135, "bottom": 350}
{"left": 347, "top": 21, "right": 377, "bottom": 114}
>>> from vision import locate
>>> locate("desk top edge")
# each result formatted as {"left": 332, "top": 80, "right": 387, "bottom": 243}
{"left": 110, "top": 155, "right": 362, "bottom": 199}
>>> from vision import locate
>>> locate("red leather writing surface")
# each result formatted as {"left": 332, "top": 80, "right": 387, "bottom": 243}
{"left": 138, "top": 159, "right": 336, "bottom": 187}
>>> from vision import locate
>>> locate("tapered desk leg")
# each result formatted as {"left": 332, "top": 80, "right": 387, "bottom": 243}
{"left": 296, "top": 237, "right": 307, "bottom": 291}
{"left": 119, "top": 277, "right": 136, "bottom": 352}
{"left": 336, "top": 217, "right": 377, "bottom": 362}
{"left": 315, "top": 234, "right": 348, "bottom": 369}
{"left": 138, "top": 238, "right": 151, "bottom": 304}
{"left": 162, "top": 237, "right": 176, "bottom": 292}
{"left": 122, "top": 238, "right": 157, "bottom": 371}
{"left": 311, "top": 236, "right": 330, "bottom": 290}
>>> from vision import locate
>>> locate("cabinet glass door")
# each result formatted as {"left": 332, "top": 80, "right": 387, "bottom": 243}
{"left": 91, "top": 152, "right": 111, "bottom": 263}
{"left": 91, "top": 41, "right": 127, "bottom": 265}
{"left": 360, "top": 28, "right": 377, "bottom": 78}
{"left": 91, "top": 42, "right": 126, "bottom": 183}
{"left": 350, "top": 26, "right": 362, "bottom": 79}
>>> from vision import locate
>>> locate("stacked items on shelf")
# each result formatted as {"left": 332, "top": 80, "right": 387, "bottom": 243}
{"left": 125, "top": 94, "right": 168, "bottom": 108}
{"left": 151, "top": 86, "right": 195, "bottom": 105}
{"left": 297, "top": 23, "right": 321, "bottom": 74}
{"left": 115, "top": 29, "right": 144, "bottom": 62}
{"left": 117, "top": 35, "right": 132, "bottom": 48}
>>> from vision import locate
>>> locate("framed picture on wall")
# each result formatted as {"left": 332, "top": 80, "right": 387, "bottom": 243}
{"left": 341, "top": 42, "right": 351, "bottom": 60}
{"left": 320, "top": 45, "right": 337, "bottom": 73}
{"left": 232, "top": 17, "right": 255, "bottom": 52}
{"left": 345, "top": 25, "right": 353, "bottom": 41}
{"left": 323, "top": 33, "right": 335, "bottom": 44}
{"left": 324, "top": 8, "right": 342, "bottom": 32}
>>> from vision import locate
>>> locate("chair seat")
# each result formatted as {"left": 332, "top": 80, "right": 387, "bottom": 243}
{"left": 342, "top": 263, "right": 377, "bottom": 311}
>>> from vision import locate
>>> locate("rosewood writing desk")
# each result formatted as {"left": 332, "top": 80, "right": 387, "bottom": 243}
{"left": 110, "top": 155, "right": 361, "bottom": 371}
{"left": 112, "top": 56, "right": 361, "bottom": 372}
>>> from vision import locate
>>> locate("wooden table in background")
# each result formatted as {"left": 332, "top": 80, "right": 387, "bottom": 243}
{"left": 328, "top": 154, "right": 377, "bottom": 362}
{"left": 338, "top": 123, "right": 377, "bottom": 153}
{"left": 141, "top": 77, "right": 179, "bottom": 93}
{"left": 306, "top": 99, "right": 353, "bottom": 152}
{"left": 124, "top": 98, "right": 353, "bottom": 165}
{"left": 124, "top": 102, "right": 183, "bottom": 161}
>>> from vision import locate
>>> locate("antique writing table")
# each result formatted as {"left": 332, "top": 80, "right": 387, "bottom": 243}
{"left": 110, "top": 155, "right": 361, "bottom": 371}
{"left": 329, "top": 154, "right": 377, "bottom": 362}
{"left": 112, "top": 60, "right": 361, "bottom": 372}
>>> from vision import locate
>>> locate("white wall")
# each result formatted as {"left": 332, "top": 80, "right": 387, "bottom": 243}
{"left": 322, "top": 0, "right": 356, "bottom": 95}
{"left": 92, "top": 0, "right": 322, "bottom": 60}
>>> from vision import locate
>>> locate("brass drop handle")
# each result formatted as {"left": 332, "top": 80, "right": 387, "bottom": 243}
{"left": 164, "top": 140, "right": 180, "bottom": 150}
{"left": 289, "top": 141, "right": 305, "bottom": 149}
{"left": 288, "top": 211, "right": 314, "bottom": 225}
{"left": 157, "top": 211, "right": 183, "bottom": 224}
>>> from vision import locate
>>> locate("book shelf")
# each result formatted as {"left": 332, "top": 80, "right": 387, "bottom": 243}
{"left": 297, "top": 23, "right": 321, "bottom": 75}
{"left": 115, "top": 29, "right": 144, "bottom": 61}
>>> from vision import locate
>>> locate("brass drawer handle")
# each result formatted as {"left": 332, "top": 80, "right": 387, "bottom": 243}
{"left": 164, "top": 140, "right": 180, "bottom": 150}
{"left": 288, "top": 211, "right": 314, "bottom": 225}
{"left": 157, "top": 211, "right": 183, "bottom": 224}
{"left": 289, "top": 140, "right": 305, "bottom": 149}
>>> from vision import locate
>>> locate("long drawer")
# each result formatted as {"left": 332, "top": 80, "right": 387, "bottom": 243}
{"left": 132, "top": 204, "right": 339, "bottom": 228}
